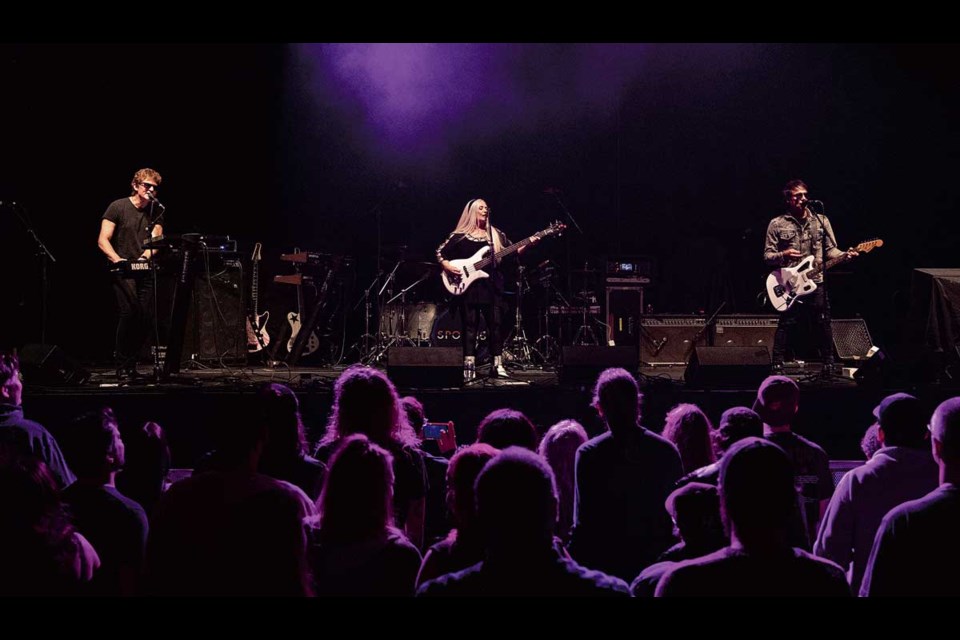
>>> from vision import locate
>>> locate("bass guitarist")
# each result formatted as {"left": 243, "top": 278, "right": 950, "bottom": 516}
{"left": 764, "top": 179, "right": 857, "bottom": 375}
{"left": 436, "top": 198, "right": 538, "bottom": 380}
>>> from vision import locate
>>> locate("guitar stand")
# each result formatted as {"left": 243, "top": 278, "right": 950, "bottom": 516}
{"left": 287, "top": 268, "right": 336, "bottom": 368}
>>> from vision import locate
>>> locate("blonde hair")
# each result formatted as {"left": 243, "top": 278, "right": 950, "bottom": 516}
{"left": 452, "top": 199, "right": 504, "bottom": 256}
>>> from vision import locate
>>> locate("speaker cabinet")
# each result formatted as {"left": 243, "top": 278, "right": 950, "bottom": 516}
{"left": 832, "top": 318, "right": 874, "bottom": 360}
{"left": 639, "top": 316, "right": 706, "bottom": 365}
{"left": 17, "top": 343, "right": 90, "bottom": 386}
{"left": 182, "top": 261, "right": 247, "bottom": 364}
{"left": 387, "top": 347, "right": 462, "bottom": 388}
{"left": 684, "top": 346, "right": 771, "bottom": 389}
{"left": 560, "top": 345, "right": 639, "bottom": 385}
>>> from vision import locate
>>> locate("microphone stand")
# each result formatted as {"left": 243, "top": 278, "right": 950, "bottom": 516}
{"left": 809, "top": 201, "right": 835, "bottom": 375}
{"left": 546, "top": 190, "right": 584, "bottom": 305}
{"left": 7, "top": 202, "right": 57, "bottom": 344}
{"left": 145, "top": 197, "right": 165, "bottom": 382}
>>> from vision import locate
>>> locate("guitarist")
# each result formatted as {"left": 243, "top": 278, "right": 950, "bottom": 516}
{"left": 763, "top": 180, "right": 857, "bottom": 375}
{"left": 436, "top": 198, "right": 538, "bottom": 380}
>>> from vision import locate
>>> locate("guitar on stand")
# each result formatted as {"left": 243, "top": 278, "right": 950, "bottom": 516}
{"left": 246, "top": 242, "right": 271, "bottom": 353}
{"left": 765, "top": 238, "right": 883, "bottom": 312}
{"left": 285, "top": 248, "right": 321, "bottom": 357}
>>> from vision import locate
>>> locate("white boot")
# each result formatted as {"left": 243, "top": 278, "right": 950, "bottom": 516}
{"left": 464, "top": 356, "right": 476, "bottom": 382}
{"left": 492, "top": 355, "right": 509, "bottom": 378}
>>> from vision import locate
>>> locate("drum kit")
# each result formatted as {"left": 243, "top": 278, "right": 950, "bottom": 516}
{"left": 357, "top": 246, "right": 444, "bottom": 364}
{"left": 355, "top": 245, "right": 609, "bottom": 369}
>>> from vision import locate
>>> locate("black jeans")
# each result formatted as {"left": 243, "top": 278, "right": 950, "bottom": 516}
{"left": 772, "top": 285, "right": 834, "bottom": 365}
{"left": 112, "top": 275, "right": 156, "bottom": 369}
{"left": 463, "top": 302, "right": 502, "bottom": 358}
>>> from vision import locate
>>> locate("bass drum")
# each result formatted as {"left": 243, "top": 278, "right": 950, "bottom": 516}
{"left": 404, "top": 302, "right": 438, "bottom": 344}
{"left": 431, "top": 305, "right": 490, "bottom": 363}
{"left": 378, "top": 303, "right": 438, "bottom": 344}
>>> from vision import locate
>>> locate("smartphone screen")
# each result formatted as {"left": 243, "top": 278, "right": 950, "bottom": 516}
{"left": 422, "top": 423, "right": 448, "bottom": 439}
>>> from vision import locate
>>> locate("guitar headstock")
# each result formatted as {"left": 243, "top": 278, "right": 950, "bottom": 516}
{"left": 855, "top": 238, "right": 884, "bottom": 254}
{"left": 544, "top": 220, "right": 567, "bottom": 237}
{"left": 251, "top": 242, "right": 263, "bottom": 262}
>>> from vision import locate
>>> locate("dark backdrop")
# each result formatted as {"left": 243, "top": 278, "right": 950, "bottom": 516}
{"left": 2, "top": 43, "right": 957, "bottom": 361}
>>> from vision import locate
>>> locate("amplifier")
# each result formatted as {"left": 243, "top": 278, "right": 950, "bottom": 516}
{"left": 639, "top": 315, "right": 706, "bottom": 365}
{"left": 548, "top": 305, "right": 601, "bottom": 316}
{"left": 713, "top": 315, "right": 779, "bottom": 350}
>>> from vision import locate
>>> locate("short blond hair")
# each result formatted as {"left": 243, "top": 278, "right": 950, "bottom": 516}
{"left": 130, "top": 168, "right": 162, "bottom": 193}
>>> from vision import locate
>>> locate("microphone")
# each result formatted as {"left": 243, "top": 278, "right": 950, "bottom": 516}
{"left": 803, "top": 199, "right": 823, "bottom": 208}
{"left": 653, "top": 337, "right": 668, "bottom": 355}
{"left": 147, "top": 192, "right": 166, "bottom": 210}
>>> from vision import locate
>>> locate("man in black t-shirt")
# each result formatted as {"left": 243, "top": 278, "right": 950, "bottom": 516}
{"left": 97, "top": 168, "right": 165, "bottom": 378}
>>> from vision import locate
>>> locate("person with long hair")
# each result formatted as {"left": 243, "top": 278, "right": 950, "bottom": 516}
{"left": 537, "top": 419, "right": 588, "bottom": 542}
{"left": 256, "top": 383, "right": 326, "bottom": 501}
{"left": 662, "top": 403, "right": 716, "bottom": 474}
{"left": 309, "top": 434, "right": 422, "bottom": 596}
{"left": 315, "top": 365, "right": 427, "bottom": 548}
{"left": 436, "top": 198, "right": 537, "bottom": 380}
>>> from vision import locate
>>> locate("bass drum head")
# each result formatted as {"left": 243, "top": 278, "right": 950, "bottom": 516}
{"left": 404, "top": 303, "right": 438, "bottom": 342}
{"left": 431, "top": 305, "right": 490, "bottom": 363}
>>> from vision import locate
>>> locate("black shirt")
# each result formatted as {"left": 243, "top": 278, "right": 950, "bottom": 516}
{"left": 436, "top": 231, "right": 512, "bottom": 305}
{"left": 102, "top": 197, "right": 160, "bottom": 260}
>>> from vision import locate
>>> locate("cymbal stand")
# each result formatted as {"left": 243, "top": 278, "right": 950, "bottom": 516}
{"left": 533, "top": 262, "right": 563, "bottom": 366}
{"left": 503, "top": 265, "right": 539, "bottom": 368}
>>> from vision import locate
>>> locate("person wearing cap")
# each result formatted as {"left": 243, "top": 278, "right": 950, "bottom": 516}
{"left": 861, "top": 397, "right": 960, "bottom": 596}
{"left": 630, "top": 482, "right": 726, "bottom": 596}
{"left": 676, "top": 407, "right": 763, "bottom": 487}
{"left": 678, "top": 405, "right": 811, "bottom": 550}
{"left": 813, "top": 393, "right": 937, "bottom": 594}
{"left": 754, "top": 374, "right": 833, "bottom": 545}
{"left": 764, "top": 179, "right": 857, "bottom": 376}
{"left": 655, "top": 438, "right": 850, "bottom": 596}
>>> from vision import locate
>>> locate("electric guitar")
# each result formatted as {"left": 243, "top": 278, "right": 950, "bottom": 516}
{"left": 440, "top": 221, "right": 566, "bottom": 296}
{"left": 246, "top": 242, "right": 271, "bottom": 352}
{"left": 286, "top": 248, "right": 320, "bottom": 356}
{"left": 765, "top": 238, "right": 883, "bottom": 312}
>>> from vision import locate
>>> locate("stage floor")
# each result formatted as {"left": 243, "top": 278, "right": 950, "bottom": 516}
{"left": 20, "top": 360, "right": 959, "bottom": 469}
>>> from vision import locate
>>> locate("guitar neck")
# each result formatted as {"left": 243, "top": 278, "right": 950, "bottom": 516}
{"left": 251, "top": 263, "right": 260, "bottom": 315}
{"left": 810, "top": 252, "right": 851, "bottom": 279}
{"left": 475, "top": 235, "right": 537, "bottom": 270}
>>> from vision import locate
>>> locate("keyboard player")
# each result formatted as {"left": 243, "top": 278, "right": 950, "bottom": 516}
{"left": 97, "top": 168, "right": 165, "bottom": 379}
